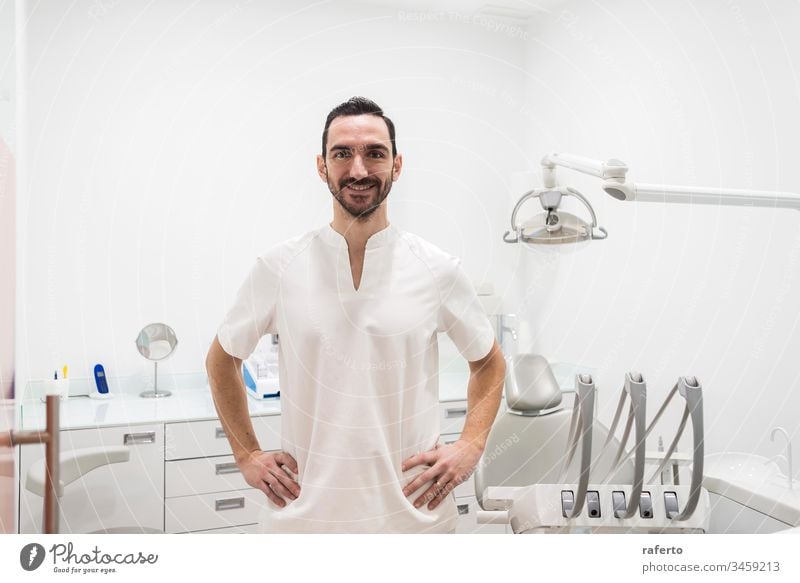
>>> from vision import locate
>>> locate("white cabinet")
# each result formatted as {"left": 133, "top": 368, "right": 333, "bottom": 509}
{"left": 163, "top": 414, "right": 280, "bottom": 533}
{"left": 17, "top": 400, "right": 504, "bottom": 534}
{"left": 18, "top": 424, "right": 164, "bottom": 534}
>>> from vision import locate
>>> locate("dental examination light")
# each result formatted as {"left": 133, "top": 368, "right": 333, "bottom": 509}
{"left": 503, "top": 186, "right": 608, "bottom": 246}
{"left": 505, "top": 152, "right": 800, "bottom": 247}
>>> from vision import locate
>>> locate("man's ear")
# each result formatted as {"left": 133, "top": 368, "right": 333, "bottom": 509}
{"left": 391, "top": 153, "right": 403, "bottom": 182}
{"left": 316, "top": 154, "right": 328, "bottom": 181}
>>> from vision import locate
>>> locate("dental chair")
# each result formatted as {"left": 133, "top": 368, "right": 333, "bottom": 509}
{"left": 475, "top": 354, "right": 709, "bottom": 533}
{"left": 25, "top": 447, "right": 163, "bottom": 534}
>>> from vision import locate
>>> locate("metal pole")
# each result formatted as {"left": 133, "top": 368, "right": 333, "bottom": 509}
{"left": 9, "top": 395, "right": 60, "bottom": 534}
{"left": 44, "top": 395, "right": 60, "bottom": 534}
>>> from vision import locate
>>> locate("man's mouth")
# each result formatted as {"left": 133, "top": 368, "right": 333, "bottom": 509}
{"left": 345, "top": 182, "right": 376, "bottom": 193}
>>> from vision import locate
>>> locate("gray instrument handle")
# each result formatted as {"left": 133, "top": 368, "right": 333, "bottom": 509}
{"left": 674, "top": 377, "right": 704, "bottom": 520}
{"left": 644, "top": 376, "right": 704, "bottom": 521}
{"left": 622, "top": 372, "right": 647, "bottom": 518}
{"left": 564, "top": 374, "right": 595, "bottom": 519}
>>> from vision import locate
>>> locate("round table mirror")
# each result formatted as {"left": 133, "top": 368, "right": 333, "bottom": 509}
{"left": 135, "top": 323, "right": 178, "bottom": 398}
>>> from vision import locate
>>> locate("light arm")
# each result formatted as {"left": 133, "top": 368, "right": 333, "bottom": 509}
{"left": 542, "top": 152, "right": 800, "bottom": 212}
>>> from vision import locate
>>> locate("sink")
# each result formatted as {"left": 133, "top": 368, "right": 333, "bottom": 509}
{"left": 704, "top": 452, "right": 800, "bottom": 527}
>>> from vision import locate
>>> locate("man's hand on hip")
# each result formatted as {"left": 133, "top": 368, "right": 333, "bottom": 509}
{"left": 401, "top": 439, "right": 483, "bottom": 510}
{"left": 239, "top": 450, "right": 301, "bottom": 508}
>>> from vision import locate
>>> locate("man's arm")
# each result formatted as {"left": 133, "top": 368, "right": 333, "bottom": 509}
{"left": 206, "top": 336, "right": 300, "bottom": 507}
{"left": 401, "top": 339, "right": 505, "bottom": 510}
{"left": 460, "top": 339, "right": 506, "bottom": 450}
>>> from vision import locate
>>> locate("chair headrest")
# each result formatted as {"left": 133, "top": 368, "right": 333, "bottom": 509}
{"left": 505, "top": 353, "right": 563, "bottom": 413}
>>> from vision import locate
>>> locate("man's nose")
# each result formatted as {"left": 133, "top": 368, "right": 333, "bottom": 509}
{"left": 349, "top": 155, "right": 370, "bottom": 180}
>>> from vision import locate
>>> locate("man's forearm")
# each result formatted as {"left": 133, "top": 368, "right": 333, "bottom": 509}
{"left": 206, "top": 336, "right": 261, "bottom": 463}
{"left": 459, "top": 341, "right": 505, "bottom": 450}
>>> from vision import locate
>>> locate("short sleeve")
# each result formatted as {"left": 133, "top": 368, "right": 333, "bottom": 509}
{"left": 217, "top": 254, "right": 280, "bottom": 360}
{"left": 436, "top": 258, "right": 495, "bottom": 362}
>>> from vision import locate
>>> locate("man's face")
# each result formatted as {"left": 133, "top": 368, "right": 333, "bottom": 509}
{"left": 317, "top": 114, "right": 402, "bottom": 220}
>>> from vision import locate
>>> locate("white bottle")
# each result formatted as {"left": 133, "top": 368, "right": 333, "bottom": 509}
{"left": 264, "top": 334, "right": 279, "bottom": 379}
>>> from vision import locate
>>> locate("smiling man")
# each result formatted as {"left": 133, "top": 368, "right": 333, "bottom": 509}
{"left": 206, "top": 97, "right": 505, "bottom": 533}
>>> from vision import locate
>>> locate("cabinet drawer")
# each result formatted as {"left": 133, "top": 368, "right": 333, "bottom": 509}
{"left": 165, "top": 489, "right": 267, "bottom": 533}
{"left": 165, "top": 455, "right": 250, "bottom": 498}
{"left": 440, "top": 400, "right": 468, "bottom": 435}
{"left": 165, "top": 415, "right": 281, "bottom": 460}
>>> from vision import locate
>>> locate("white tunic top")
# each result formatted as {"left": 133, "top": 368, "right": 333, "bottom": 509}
{"left": 217, "top": 224, "right": 494, "bottom": 533}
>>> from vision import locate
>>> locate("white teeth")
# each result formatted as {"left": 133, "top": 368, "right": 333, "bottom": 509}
{"left": 348, "top": 184, "right": 374, "bottom": 191}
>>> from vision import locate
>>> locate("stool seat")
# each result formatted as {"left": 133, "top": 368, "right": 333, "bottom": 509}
{"left": 26, "top": 446, "right": 130, "bottom": 497}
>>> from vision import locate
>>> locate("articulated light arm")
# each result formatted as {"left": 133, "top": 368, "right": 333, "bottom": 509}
{"left": 542, "top": 152, "right": 800, "bottom": 212}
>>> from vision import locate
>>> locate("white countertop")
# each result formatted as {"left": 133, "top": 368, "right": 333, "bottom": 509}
{"left": 20, "top": 371, "right": 475, "bottom": 431}
{"left": 19, "top": 363, "right": 588, "bottom": 431}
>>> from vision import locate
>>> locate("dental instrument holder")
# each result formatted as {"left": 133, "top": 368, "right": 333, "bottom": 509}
{"left": 559, "top": 374, "right": 595, "bottom": 518}
{"left": 672, "top": 377, "right": 704, "bottom": 519}
{"left": 601, "top": 372, "right": 648, "bottom": 518}
{"left": 478, "top": 369, "right": 710, "bottom": 532}
{"left": 632, "top": 376, "right": 705, "bottom": 520}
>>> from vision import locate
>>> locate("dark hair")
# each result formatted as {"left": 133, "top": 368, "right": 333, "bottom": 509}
{"left": 322, "top": 96, "right": 396, "bottom": 158}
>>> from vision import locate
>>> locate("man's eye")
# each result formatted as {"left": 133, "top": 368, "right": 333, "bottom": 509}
{"left": 334, "top": 151, "right": 351, "bottom": 159}
{"left": 368, "top": 151, "right": 385, "bottom": 158}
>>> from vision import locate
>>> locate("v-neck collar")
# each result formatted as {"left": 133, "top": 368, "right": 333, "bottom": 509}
{"left": 319, "top": 223, "right": 397, "bottom": 251}
{"left": 319, "top": 223, "right": 397, "bottom": 294}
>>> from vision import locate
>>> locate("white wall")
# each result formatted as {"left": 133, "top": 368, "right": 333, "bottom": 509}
{"left": 19, "top": 0, "right": 528, "bottom": 388}
{"left": 24, "top": 0, "right": 797, "bottom": 460}
{"left": 515, "top": 0, "right": 800, "bottom": 456}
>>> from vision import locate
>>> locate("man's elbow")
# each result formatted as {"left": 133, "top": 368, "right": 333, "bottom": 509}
{"left": 471, "top": 340, "right": 506, "bottom": 379}
{"left": 205, "top": 336, "right": 221, "bottom": 373}
{"left": 206, "top": 336, "right": 240, "bottom": 376}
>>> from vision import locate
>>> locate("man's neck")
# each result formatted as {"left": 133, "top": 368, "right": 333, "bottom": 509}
{"left": 330, "top": 207, "right": 389, "bottom": 254}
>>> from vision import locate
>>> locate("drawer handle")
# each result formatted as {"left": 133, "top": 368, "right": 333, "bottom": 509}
{"left": 457, "top": 503, "right": 470, "bottom": 515}
{"left": 215, "top": 497, "right": 245, "bottom": 511}
{"left": 445, "top": 407, "right": 467, "bottom": 418}
{"left": 444, "top": 437, "right": 458, "bottom": 445}
{"left": 123, "top": 432, "right": 156, "bottom": 445}
{"left": 215, "top": 462, "right": 241, "bottom": 475}
{"left": 215, "top": 427, "right": 227, "bottom": 439}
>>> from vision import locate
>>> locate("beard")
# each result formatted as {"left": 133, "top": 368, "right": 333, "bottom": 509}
{"left": 328, "top": 173, "right": 393, "bottom": 221}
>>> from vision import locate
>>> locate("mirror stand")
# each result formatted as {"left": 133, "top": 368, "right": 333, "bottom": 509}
{"left": 140, "top": 361, "right": 171, "bottom": 399}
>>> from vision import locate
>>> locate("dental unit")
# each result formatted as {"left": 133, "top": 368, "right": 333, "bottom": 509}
{"left": 491, "top": 152, "right": 800, "bottom": 533}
